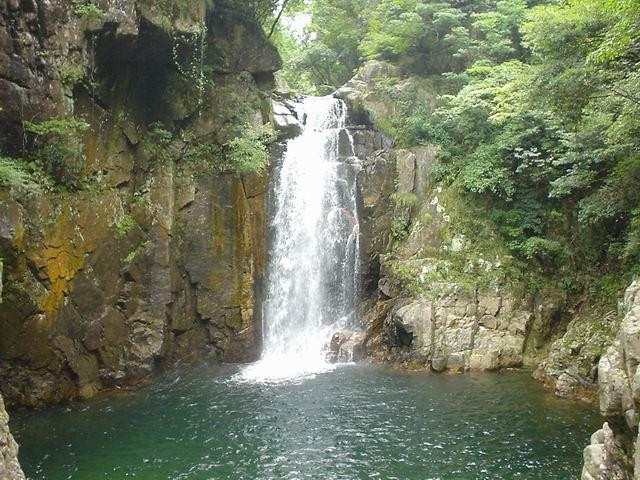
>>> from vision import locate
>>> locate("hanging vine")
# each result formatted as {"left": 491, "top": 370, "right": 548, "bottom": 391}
{"left": 170, "top": 20, "right": 209, "bottom": 112}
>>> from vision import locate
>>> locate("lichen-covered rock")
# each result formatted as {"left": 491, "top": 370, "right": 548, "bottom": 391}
{"left": 0, "top": 393, "right": 25, "bottom": 480}
{"left": 370, "top": 285, "right": 532, "bottom": 371}
{"left": 581, "top": 423, "right": 633, "bottom": 480}
{"left": 580, "top": 280, "right": 640, "bottom": 479}
{"left": 0, "top": 0, "right": 277, "bottom": 407}
{"left": 534, "top": 308, "right": 618, "bottom": 402}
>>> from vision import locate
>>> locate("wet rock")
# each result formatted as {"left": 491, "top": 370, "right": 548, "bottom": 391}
{"left": 341, "top": 334, "right": 367, "bottom": 362}
{"left": 0, "top": 393, "right": 25, "bottom": 480}
{"left": 431, "top": 357, "right": 447, "bottom": 373}
{"left": 272, "top": 100, "right": 302, "bottom": 138}
{"left": 326, "top": 331, "right": 366, "bottom": 363}
{"left": 326, "top": 332, "right": 350, "bottom": 363}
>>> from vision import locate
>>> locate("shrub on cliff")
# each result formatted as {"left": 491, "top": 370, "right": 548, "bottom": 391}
{"left": 23, "top": 118, "right": 89, "bottom": 190}
{"left": 222, "top": 123, "right": 276, "bottom": 176}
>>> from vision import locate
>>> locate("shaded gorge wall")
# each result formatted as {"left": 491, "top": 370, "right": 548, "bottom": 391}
{"left": 0, "top": 0, "right": 279, "bottom": 408}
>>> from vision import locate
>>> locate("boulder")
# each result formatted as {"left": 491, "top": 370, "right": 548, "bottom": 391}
{"left": 581, "top": 423, "right": 632, "bottom": 480}
{"left": 272, "top": 100, "right": 302, "bottom": 138}
{"left": 325, "top": 331, "right": 367, "bottom": 363}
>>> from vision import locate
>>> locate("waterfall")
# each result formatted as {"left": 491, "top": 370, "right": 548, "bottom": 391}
{"left": 241, "top": 96, "right": 361, "bottom": 382}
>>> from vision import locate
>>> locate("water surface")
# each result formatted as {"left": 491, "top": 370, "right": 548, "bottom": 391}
{"left": 12, "top": 364, "right": 599, "bottom": 479}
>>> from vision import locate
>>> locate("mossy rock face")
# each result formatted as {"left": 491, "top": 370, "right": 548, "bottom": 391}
{"left": 340, "top": 61, "right": 622, "bottom": 383}
{"left": 137, "top": 0, "right": 207, "bottom": 33}
{"left": 207, "top": 8, "right": 282, "bottom": 75}
{"left": 0, "top": 0, "right": 275, "bottom": 408}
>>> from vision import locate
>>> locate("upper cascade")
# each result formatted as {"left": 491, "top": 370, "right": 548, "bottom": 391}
{"left": 241, "top": 96, "right": 362, "bottom": 382}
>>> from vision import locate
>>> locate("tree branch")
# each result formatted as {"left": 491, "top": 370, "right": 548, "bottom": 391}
{"left": 268, "top": 0, "right": 290, "bottom": 38}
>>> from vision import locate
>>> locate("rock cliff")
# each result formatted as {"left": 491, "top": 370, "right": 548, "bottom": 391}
{"left": 0, "top": 393, "right": 24, "bottom": 480}
{"left": 581, "top": 281, "right": 640, "bottom": 480}
{"left": 0, "top": 0, "right": 279, "bottom": 408}
{"left": 338, "top": 62, "right": 579, "bottom": 374}
{"left": 338, "top": 59, "right": 639, "bottom": 478}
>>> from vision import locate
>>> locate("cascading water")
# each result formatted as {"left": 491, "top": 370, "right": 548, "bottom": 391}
{"left": 242, "top": 96, "right": 361, "bottom": 381}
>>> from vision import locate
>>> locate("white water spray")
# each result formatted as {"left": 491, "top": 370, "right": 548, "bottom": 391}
{"left": 241, "top": 96, "right": 361, "bottom": 382}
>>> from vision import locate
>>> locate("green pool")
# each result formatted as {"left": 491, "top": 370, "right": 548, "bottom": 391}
{"left": 11, "top": 364, "right": 600, "bottom": 479}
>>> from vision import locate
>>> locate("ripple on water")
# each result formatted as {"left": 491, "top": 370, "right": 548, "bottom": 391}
{"left": 11, "top": 364, "right": 600, "bottom": 480}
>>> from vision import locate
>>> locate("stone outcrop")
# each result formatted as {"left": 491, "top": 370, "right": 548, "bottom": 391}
{"left": 271, "top": 98, "right": 303, "bottom": 139}
{"left": 0, "top": 393, "right": 24, "bottom": 480}
{"left": 533, "top": 307, "right": 619, "bottom": 402}
{"left": 338, "top": 60, "right": 618, "bottom": 381}
{"left": 364, "top": 284, "right": 535, "bottom": 371}
{"left": 580, "top": 281, "right": 640, "bottom": 479}
{"left": 0, "top": 0, "right": 279, "bottom": 407}
{"left": 336, "top": 62, "right": 539, "bottom": 372}
{"left": 325, "top": 331, "right": 366, "bottom": 363}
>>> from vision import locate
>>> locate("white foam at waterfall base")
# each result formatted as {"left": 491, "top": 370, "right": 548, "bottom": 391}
{"left": 239, "top": 96, "right": 360, "bottom": 383}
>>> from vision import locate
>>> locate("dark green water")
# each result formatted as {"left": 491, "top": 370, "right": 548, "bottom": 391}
{"left": 12, "top": 364, "right": 600, "bottom": 479}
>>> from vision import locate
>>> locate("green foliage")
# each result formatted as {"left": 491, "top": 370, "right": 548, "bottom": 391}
{"left": 0, "top": 157, "right": 43, "bottom": 193}
{"left": 390, "top": 213, "right": 411, "bottom": 242}
{"left": 230, "top": 0, "right": 280, "bottom": 26}
{"left": 72, "top": 1, "right": 106, "bottom": 20}
{"left": 23, "top": 118, "right": 89, "bottom": 189}
{"left": 276, "top": 0, "right": 532, "bottom": 92}
{"left": 407, "top": 0, "right": 640, "bottom": 278}
{"left": 270, "top": 28, "right": 317, "bottom": 93}
{"left": 182, "top": 141, "right": 222, "bottom": 176}
{"left": 624, "top": 211, "right": 640, "bottom": 272}
{"left": 142, "top": 119, "right": 274, "bottom": 177}
{"left": 271, "top": 0, "right": 372, "bottom": 93}
{"left": 361, "top": 0, "right": 467, "bottom": 73}
{"left": 124, "top": 240, "right": 151, "bottom": 263}
{"left": 222, "top": 123, "right": 275, "bottom": 176}
{"left": 24, "top": 119, "right": 89, "bottom": 137}
{"left": 115, "top": 214, "right": 136, "bottom": 238}
{"left": 57, "top": 61, "right": 85, "bottom": 86}
{"left": 390, "top": 191, "right": 417, "bottom": 208}
{"left": 148, "top": 122, "right": 174, "bottom": 146}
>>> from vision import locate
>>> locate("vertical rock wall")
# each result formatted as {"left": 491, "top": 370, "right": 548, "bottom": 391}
{"left": 581, "top": 281, "right": 640, "bottom": 480}
{"left": 0, "top": 393, "right": 24, "bottom": 480}
{"left": 338, "top": 61, "right": 568, "bottom": 373}
{"left": 0, "top": 0, "right": 280, "bottom": 407}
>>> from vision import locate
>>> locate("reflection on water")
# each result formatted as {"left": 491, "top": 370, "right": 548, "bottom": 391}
{"left": 12, "top": 365, "right": 599, "bottom": 480}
